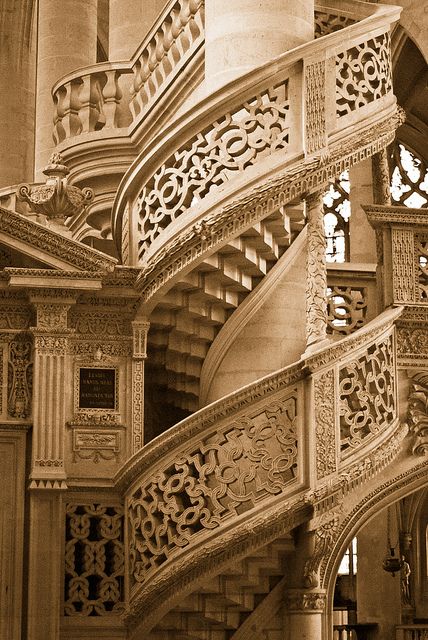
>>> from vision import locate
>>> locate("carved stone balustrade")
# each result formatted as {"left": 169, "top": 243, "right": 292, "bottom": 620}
{"left": 364, "top": 205, "right": 428, "bottom": 367}
{"left": 116, "top": 307, "right": 402, "bottom": 631}
{"left": 108, "top": 1, "right": 400, "bottom": 318}
{"left": 52, "top": 0, "right": 205, "bottom": 145}
{"left": 396, "top": 626, "right": 428, "bottom": 640}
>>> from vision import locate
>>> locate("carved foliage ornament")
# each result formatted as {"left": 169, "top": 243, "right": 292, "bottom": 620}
{"left": 314, "top": 370, "right": 337, "bottom": 480}
{"left": 306, "top": 191, "right": 328, "bottom": 347}
{"left": 339, "top": 334, "right": 395, "bottom": 454}
{"left": 8, "top": 335, "right": 33, "bottom": 419}
{"left": 137, "top": 82, "right": 290, "bottom": 258}
{"left": 64, "top": 503, "right": 125, "bottom": 616}
{"left": 406, "top": 372, "right": 428, "bottom": 455}
{"left": 128, "top": 395, "right": 299, "bottom": 587}
{"left": 336, "top": 33, "right": 392, "bottom": 118}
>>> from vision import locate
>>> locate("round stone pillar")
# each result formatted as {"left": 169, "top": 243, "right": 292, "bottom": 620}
{"left": 0, "top": 2, "right": 36, "bottom": 187}
{"left": 205, "top": 0, "right": 314, "bottom": 91}
{"left": 109, "top": 0, "right": 165, "bottom": 60}
{"left": 284, "top": 589, "right": 326, "bottom": 640}
{"left": 35, "top": 0, "right": 98, "bottom": 179}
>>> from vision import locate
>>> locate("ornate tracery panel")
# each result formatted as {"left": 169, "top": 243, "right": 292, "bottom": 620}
{"left": 323, "top": 170, "right": 351, "bottom": 263}
{"left": 391, "top": 143, "right": 428, "bottom": 208}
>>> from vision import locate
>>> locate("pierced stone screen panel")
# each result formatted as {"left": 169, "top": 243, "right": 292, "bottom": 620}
{"left": 137, "top": 82, "right": 290, "bottom": 259}
{"left": 128, "top": 393, "right": 299, "bottom": 589}
{"left": 336, "top": 33, "right": 392, "bottom": 118}
{"left": 339, "top": 334, "right": 395, "bottom": 455}
{"left": 64, "top": 503, "right": 125, "bottom": 616}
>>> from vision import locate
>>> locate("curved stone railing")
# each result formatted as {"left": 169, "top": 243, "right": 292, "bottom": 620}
{"left": 111, "top": 1, "right": 401, "bottom": 300}
{"left": 116, "top": 306, "right": 402, "bottom": 626}
{"left": 52, "top": 0, "right": 204, "bottom": 145}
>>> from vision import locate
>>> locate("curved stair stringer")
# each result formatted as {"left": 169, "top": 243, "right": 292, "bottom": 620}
{"left": 117, "top": 307, "right": 406, "bottom": 639}
{"left": 199, "top": 225, "right": 308, "bottom": 407}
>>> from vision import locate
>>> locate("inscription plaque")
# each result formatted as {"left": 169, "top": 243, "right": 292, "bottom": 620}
{"left": 79, "top": 368, "right": 116, "bottom": 410}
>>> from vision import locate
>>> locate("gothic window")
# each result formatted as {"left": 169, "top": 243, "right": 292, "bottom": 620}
{"left": 323, "top": 170, "right": 351, "bottom": 263}
{"left": 338, "top": 537, "right": 358, "bottom": 575}
{"left": 391, "top": 142, "right": 428, "bottom": 208}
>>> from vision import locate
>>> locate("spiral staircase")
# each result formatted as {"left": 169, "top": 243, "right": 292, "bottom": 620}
{"left": 21, "top": 0, "right": 428, "bottom": 638}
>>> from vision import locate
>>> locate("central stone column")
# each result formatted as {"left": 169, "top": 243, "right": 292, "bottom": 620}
{"left": 109, "top": 0, "right": 166, "bottom": 60}
{"left": 205, "top": 0, "right": 314, "bottom": 91}
{"left": 35, "top": 0, "right": 98, "bottom": 179}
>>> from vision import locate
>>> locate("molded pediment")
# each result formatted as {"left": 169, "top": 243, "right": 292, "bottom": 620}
{"left": 0, "top": 207, "right": 117, "bottom": 273}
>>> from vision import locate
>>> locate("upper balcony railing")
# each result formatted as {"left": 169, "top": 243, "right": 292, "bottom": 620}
{"left": 52, "top": 0, "right": 205, "bottom": 145}
{"left": 116, "top": 307, "right": 401, "bottom": 624}
{"left": 110, "top": 0, "right": 400, "bottom": 282}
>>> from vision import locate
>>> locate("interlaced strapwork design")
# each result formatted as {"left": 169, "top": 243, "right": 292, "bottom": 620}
{"left": 314, "top": 11, "right": 355, "bottom": 38}
{"left": 137, "top": 82, "right": 290, "bottom": 258}
{"left": 327, "top": 286, "right": 367, "bottom": 335}
{"left": 336, "top": 33, "right": 392, "bottom": 117}
{"left": 64, "top": 504, "right": 125, "bottom": 616}
{"left": 128, "top": 395, "right": 299, "bottom": 587}
{"left": 339, "top": 335, "right": 395, "bottom": 454}
{"left": 391, "top": 143, "right": 428, "bottom": 208}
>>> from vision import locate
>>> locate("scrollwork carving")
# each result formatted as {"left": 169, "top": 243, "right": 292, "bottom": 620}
{"left": 137, "top": 82, "right": 290, "bottom": 258}
{"left": 306, "top": 191, "right": 328, "bottom": 347}
{"left": 64, "top": 503, "right": 125, "bottom": 616}
{"left": 128, "top": 395, "right": 299, "bottom": 587}
{"left": 327, "top": 285, "right": 367, "bottom": 335}
{"left": 304, "top": 510, "right": 343, "bottom": 588}
{"left": 407, "top": 372, "right": 428, "bottom": 455}
{"left": 336, "top": 33, "right": 392, "bottom": 118}
{"left": 339, "top": 335, "right": 395, "bottom": 454}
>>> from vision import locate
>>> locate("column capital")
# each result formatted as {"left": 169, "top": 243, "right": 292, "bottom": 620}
{"left": 284, "top": 589, "right": 326, "bottom": 613}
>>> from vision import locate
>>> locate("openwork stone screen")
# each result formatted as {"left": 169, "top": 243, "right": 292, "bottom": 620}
{"left": 391, "top": 143, "right": 428, "bottom": 208}
{"left": 137, "top": 82, "right": 290, "bottom": 258}
{"left": 336, "top": 33, "right": 392, "bottom": 117}
{"left": 128, "top": 393, "right": 299, "bottom": 588}
{"left": 327, "top": 285, "right": 367, "bottom": 335}
{"left": 339, "top": 334, "right": 395, "bottom": 455}
{"left": 64, "top": 503, "right": 125, "bottom": 616}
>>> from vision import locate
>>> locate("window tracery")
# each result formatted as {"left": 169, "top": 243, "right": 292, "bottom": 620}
{"left": 323, "top": 170, "right": 351, "bottom": 263}
{"left": 391, "top": 143, "right": 428, "bottom": 208}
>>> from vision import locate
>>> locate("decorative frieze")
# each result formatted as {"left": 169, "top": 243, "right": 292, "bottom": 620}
{"left": 339, "top": 334, "right": 395, "bottom": 455}
{"left": 64, "top": 503, "right": 125, "bottom": 616}
{"left": 71, "top": 429, "right": 121, "bottom": 463}
{"left": 128, "top": 393, "right": 299, "bottom": 587}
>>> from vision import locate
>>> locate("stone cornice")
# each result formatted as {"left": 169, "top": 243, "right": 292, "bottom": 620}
{"left": 0, "top": 207, "right": 117, "bottom": 273}
{"left": 363, "top": 203, "right": 428, "bottom": 228}
{"left": 4, "top": 268, "right": 103, "bottom": 291}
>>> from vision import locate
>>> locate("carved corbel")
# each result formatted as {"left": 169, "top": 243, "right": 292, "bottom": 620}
{"left": 302, "top": 509, "right": 344, "bottom": 589}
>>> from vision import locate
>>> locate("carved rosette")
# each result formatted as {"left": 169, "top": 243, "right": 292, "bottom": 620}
{"left": 306, "top": 191, "right": 328, "bottom": 348}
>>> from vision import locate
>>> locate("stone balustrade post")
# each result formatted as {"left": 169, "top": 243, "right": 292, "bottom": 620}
{"left": 132, "top": 319, "right": 150, "bottom": 452}
{"left": 305, "top": 190, "right": 328, "bottom": 350}
{"left": 26, "top": 290, "right": 75, "bottom": 640}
